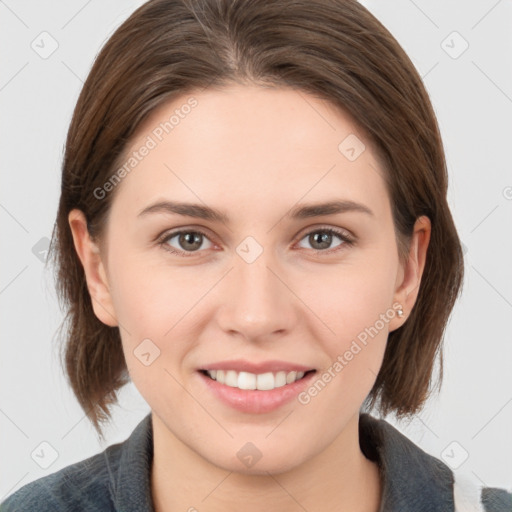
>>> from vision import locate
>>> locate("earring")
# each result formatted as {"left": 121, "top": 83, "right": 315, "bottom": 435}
{"left": 397, "top": 308, "right": 404, "bottom": 318}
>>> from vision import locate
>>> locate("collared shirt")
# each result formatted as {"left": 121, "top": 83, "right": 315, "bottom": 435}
{"left": 1, "top": 413, "right": 510, "bottom": 511}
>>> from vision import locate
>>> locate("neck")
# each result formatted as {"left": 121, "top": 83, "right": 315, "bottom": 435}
{"left": 150, "top": 412, "right": 382, "bottom": 512}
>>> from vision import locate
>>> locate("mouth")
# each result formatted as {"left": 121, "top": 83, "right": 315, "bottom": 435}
{"left": 199, "top": 368, "right": 317, "bottom": 391}
{"left": 197, "top": 367, "right": 318, "bottom": 413}
{"left": 196, "top": 359, "right": 318, "bottom": 413}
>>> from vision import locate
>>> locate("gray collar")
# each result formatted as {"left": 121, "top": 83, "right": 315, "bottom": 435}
{"left": 359, "top": 412, "right": 454, "bottom": 511}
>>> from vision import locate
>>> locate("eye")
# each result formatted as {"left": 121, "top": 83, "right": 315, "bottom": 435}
{"left": 296, "top": 227, "right": 354, "bottom": 254}
{"left": 159, "top": 229, "right": 214, "bottom": 257}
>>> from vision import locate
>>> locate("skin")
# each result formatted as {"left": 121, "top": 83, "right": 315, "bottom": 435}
{"left": 69, "top": 84, "right": 431, "bottom": 512}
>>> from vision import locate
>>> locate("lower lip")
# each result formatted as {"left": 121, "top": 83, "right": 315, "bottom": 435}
{"left": 198, "top": 370, "right": 317, "bottom": 413}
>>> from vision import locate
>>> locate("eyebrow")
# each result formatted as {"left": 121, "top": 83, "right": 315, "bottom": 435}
{"left": 137, "top": 199, "right": 374, "bottom": 223}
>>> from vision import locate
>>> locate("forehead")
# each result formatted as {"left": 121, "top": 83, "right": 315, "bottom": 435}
{"left": 109, "top": 84, "right": 390, "bottom": 223}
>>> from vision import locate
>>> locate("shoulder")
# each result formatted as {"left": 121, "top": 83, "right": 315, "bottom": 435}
{"left": 359, "top": 413, "right": 512, "bottom": 512}
{"left": 0, "top": 442, "right": 123, "bottom": 512}
{"left": 480, "top": 488, "right": 512, "bottom": 512}
{"left": 1, "top": 413, "right": 154, "bottom": 512}
{"left": 453, "top": 472, "right": 512, "bottom": 512}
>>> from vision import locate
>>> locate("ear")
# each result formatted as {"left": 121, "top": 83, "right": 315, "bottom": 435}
{"left": 390, "top": 215, "right": 431, "bottom": 331}
{"left": 68, "top": 209, "right": 118, "bottom": 327}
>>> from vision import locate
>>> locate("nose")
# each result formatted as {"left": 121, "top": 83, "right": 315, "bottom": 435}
{"left": 215, "top": 245, "right": 297, "bottom": 343}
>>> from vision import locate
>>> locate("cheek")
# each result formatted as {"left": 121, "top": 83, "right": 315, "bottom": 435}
{"left": 107, "top": 250, "right": 187, "bottom": 336}
{"left": 296, "top": 285, "right": 392, "bottom": 425}
{"left": 107, "top": 255, "right": 191, "bottom": 404}
{"left": 303, "top": 245, "right": 398, "bottom": 343}
{"left": 106, "top": 251, "right": 210, "bottom": 390}
{"left": 299, "top": 245, "right": 397, "bottom": 397}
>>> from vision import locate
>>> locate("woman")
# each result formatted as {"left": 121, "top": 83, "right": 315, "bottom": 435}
{"left": 1, "top": 0, "right": 510, "bottom": 511}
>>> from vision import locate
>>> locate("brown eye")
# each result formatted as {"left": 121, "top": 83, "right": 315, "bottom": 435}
{"left": 297, "top": 228, "right": 354, "bottom": 253}
{"left": 161, "top": 230, "right": 213, "bottom": 256}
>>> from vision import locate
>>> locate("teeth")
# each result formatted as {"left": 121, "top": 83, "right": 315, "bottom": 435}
{"left": 225, "top": 370, "right": 238, "bottom": 387}
{"left": 286, "top": 371, "right": 297, "bottom": 384}
{"left": 238, "top": 371, "right": 256, "bottom": 390}
{"left": 205, "top": 369, "right": 308, "bottom": 390}
{"left": 257, "top": 372, "right": 275, "bottom": 390}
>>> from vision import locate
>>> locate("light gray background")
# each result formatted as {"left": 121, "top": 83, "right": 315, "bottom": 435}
{"left": 1, "top": 0, "right": 511, "bottom": 501}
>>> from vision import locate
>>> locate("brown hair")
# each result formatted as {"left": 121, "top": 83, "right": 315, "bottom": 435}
{"left": 49, "top": 0, "right": 464, "bottom": 437}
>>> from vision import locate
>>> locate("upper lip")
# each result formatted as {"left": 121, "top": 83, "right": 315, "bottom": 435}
{"left": 199, "top": 359, "right": 315, "bottom": 373}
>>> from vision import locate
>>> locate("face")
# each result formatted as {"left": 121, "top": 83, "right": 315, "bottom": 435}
{"left": 71, "top": 84, "right": 428, "bottom": 475}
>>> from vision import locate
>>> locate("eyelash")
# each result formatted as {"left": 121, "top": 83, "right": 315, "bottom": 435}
{"left": 156, "top": 226, "right": 355, "bottom": 258}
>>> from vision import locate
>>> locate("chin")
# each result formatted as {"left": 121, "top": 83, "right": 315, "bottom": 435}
{"left": 204, "top": 446, "right": 310, "bottom": 476}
